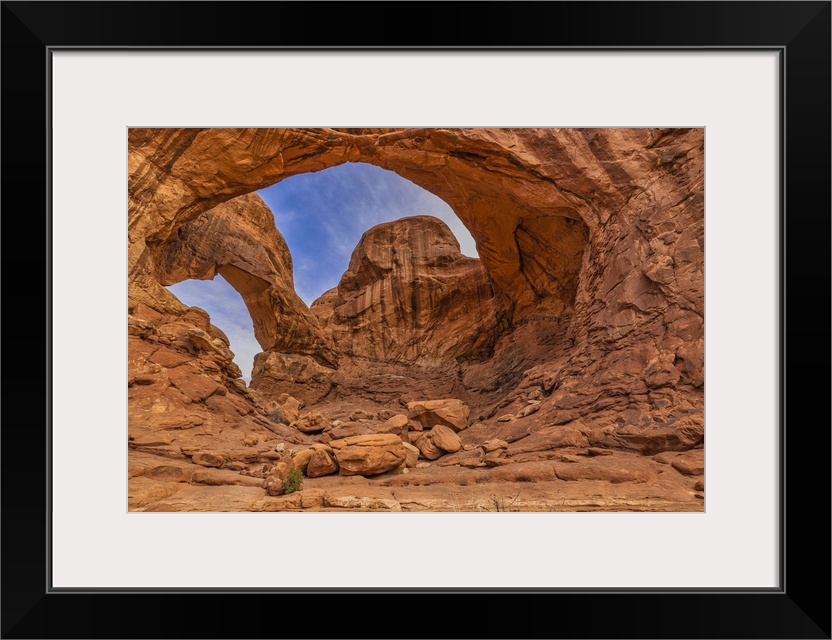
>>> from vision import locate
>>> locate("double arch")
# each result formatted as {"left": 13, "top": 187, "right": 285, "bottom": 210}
{"left": 130, "top": 128, "right": 599, "bottom": 370}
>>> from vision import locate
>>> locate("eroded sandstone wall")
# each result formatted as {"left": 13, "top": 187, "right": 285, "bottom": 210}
{"left": 311, "top": 215, "right": 501, "bottom": 364}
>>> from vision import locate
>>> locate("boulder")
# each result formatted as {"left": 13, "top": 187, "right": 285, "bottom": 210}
{"left": 263, "top": 463, "right": 294, "bottom": 495}
{"left": 291, "top": 449, "right": 316, "bottom": 474}
{"left": 191, "top": 452, "right": 225, "bottom": 468}
{"left": 380, "top": 414, "right": 410, "bottom": 439}
{"left": 483, "top": 439, "right": 509, "bottom": 453}
{"left": 264, "top": 478, "right": 285, "bottom": 496}
{"left": 402, "top": 442, "right": 420, "bottom": 468}
{"left": 429, "top": 425, "right": 462, "bottom": 453}
{"left": 307, "top": 451, "right": 339, "bottom": 478}
{"left": 407, "top": 399, "right": 470, "bottom": 432}
{"left": 293, "top": 411, "right": 329, "bottom": 433}
{"left": 330, "top": 434, "right": 407, "bottom": 476}
{"left": 266, "top": 460, "right": 292, "bottom": 482}
{"left": 415, "top": 434, "right": 443, "bottom": 460}
{"left": 310, "top": 443, "right": 334, "bottom": 454}
{"left": 281, "top": 396, "right": 302, "bottom": 423}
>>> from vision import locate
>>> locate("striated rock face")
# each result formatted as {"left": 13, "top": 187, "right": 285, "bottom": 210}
{"left": 311, "top": 216, "right": 500, "bottom": 364}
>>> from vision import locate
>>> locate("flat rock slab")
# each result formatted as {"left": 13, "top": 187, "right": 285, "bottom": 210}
{"left": 136, "top": 484, "right": 267, "bottom": 512}
{"left": 507, "top": 427, "right": 589, "bottom": 455}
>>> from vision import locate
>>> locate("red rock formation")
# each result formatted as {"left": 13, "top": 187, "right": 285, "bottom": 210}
{"left": 147, "top": 192, "right": 335, "bottom": 367}
{"left": 129, "top": 128, "right": 702, "bottom": 387}
{"left": 311, "top": 215, "right": 500, "bottom": 364}
{"left": 127, "top": 127, "right": 705, "bottom": 512}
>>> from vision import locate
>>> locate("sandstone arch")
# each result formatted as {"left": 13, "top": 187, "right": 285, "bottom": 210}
{"left": 146, "top": 191, "right": 336, "bottom": 368}
{"left": 129, "top": 128, "right": 598, "bottom": 324}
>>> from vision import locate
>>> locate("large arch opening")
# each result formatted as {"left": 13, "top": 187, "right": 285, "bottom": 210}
{"left": 162, "top": 162, "right": 484, "bottom": 383}
{"left": 130, "top": 129, "right": 594, "bottom": 324}
{"left": 257, "top": 161, "right": 478, "bottom": 306}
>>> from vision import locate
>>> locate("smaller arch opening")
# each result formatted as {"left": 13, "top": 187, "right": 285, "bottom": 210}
{"left": 167, "top": 275, "right": 260, "bottom": 384}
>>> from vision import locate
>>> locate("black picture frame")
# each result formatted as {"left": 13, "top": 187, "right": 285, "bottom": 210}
{"left": 2, "top": 2, "right": 829, "bottom": 638}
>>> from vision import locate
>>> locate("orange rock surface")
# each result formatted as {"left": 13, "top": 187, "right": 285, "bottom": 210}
{"left": 311, "top": 215, "right": 499, "bottom": 364}
{"left": 127, "top": 128, "right": 704, "bottom": 512}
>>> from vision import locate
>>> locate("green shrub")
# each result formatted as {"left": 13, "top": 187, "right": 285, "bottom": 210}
{"left": 281, "top": 467, "right": 303, "bottom": 494}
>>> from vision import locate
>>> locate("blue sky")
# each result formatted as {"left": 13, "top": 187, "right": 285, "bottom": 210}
{"left": 168, "top": 275, "right": 262, "bottom": 383}
{"left": 260, "top": 162, "right": 477, "bottom": 304}
{"left": 168, "top": 162, "right": 476, "bottom": 383}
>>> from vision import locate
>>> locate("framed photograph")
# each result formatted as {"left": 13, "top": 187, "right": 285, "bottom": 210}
{"left": 3, "top": 1, "right": 829, "bottom": 638}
